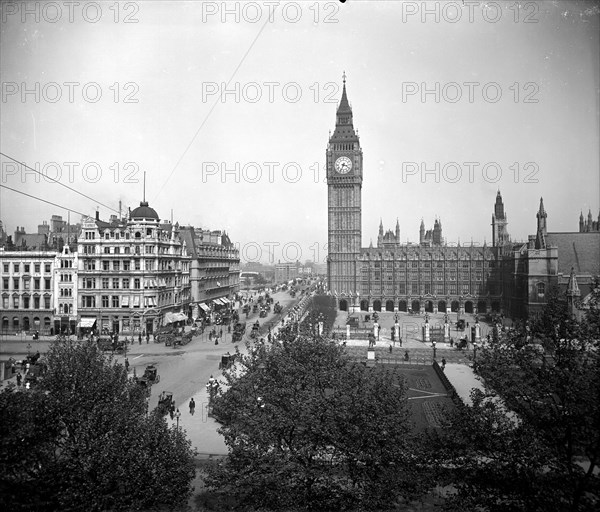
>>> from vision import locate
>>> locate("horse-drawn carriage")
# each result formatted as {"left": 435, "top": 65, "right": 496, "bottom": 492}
{"left": 157, "top": 391, "right": 175, "bottom": 416}
{"left": 273, "top": 303, "right": 282, "bottom": 314}
{"left": 138, "top": 364, "right": 160, "bottom": 388}
{"left": 259, "top": 308, "right": 267, "bottom": 318}
{"left": 232, "top": 321, "right": 246, "bottom": 343}
{"left": 250, "top": 321, "right": 260, "bottom": 339}
{"left": 252, "top": 304, "right": 258, "bottom": 313}
{"left": 219, "top": 352, "right": 237, "bottom": 370}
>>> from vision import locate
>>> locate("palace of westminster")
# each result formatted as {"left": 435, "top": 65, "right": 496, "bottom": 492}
{"left": 326, "top": 77, "right": 600, "bottom": 318}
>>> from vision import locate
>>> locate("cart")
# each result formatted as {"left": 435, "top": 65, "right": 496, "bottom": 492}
{"left": 219, "top": 353, "right": 237, "bottom": 370}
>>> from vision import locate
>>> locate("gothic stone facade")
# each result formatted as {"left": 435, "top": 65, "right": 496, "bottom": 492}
{"left": 326, "top": 78, "right": 504, "bottom": 315}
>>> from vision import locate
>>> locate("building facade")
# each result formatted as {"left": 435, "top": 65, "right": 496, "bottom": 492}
{"left": 53, "top": 245, "right": 78, "bottom": 335}
{"left": 77, "top": 202, "right": 191, "bottom": 335}
{"left": 326, "top": 78, "right": 503, "bottom": 315}
{"left": 0, "top": 249, "right": 56, "bottom": 334}
{"left": 500, "top": 199, "right": 600, "bottom": 318}
{"left": 179, "top": 226, "right": 240, "bottom": 320}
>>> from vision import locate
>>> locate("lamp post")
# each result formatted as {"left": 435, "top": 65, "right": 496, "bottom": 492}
{"left": 472, "top": 342, "right": 478, "bottom": 366}
{"left": 174, "top": 408, "right": 181, "bottom": 430}
{"left": 432, "top": 340, "right": 437, "bottom": 361}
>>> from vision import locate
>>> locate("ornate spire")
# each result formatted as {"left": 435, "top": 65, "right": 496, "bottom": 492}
{"left": 567, "top": 267, "right": 580, "bottom": 295}
{"left": 379, "top": 218, "right": 383, "bottom": 235}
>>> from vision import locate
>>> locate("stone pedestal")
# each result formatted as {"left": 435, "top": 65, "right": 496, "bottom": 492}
{"left": 424, "top": 322, "right": 430, "bottom": 343}
{"left": 346, "top": 324, "right": 350, "bottom": 340}
{"left": 474, "top": 322, "right": 481, "bottom": 343}
{"left": 366, "top": 348, "right": 376, "bottom": 367}
{"left": 443, "top": 323, "right": 450, "bottom": 343}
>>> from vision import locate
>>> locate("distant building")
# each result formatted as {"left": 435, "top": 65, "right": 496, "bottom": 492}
{"left": 179, "top": 226, "right": 240, "bottom": 321}
{"left": 0, "top": 248, "right": 56, "bottom": 334}
{"left": 275, "top": 261, "right": 301, "bottom": 283}
{"left": 13, "top": 226, "right": 48, "bottom": 251}
{"left": 53, "top": 245, "right": 78, "bottom": 335}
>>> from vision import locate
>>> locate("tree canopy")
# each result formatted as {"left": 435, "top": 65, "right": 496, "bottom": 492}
{"left": 0, "top": 341, "right": 196, "bottom": 512}
{"left": 205, "top": 335, "right": 428, "bottom": 511}
{"left": 429, "top": 283, "right": 600, "bottom": 511}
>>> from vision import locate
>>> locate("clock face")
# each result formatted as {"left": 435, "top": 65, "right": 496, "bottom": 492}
{"left": 334, "top": 156, "right": 352, "bottom": 174}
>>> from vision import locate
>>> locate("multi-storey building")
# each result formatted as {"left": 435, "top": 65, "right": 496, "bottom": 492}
{"left": 275, "top": 261, "right": 300, "bottom": 283}
{"left": 53, "top": 246, "right": 78, "bottom": 335}
{"left": 179, "top": 226, "right": 240, "bottom": 320}
{"left": 0, "top": 249, "right": 56, "bottom": 334}
{"left": 326, "top": 77, "right": 503, "bottom": 315}
{"left": 77, "top": 201, "right": 191, "bottom": 335}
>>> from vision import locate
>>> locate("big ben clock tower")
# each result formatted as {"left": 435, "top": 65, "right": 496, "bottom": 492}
{"left": 327, "top": 73, "right": 363, "bottom": 299}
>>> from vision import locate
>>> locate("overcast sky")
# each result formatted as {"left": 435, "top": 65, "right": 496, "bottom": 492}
{"left": 1, "top": 0, "right": 599, "bottom": 264}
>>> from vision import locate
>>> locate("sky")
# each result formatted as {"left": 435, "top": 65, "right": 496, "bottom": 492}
{"left": 1, "top": 0, "right": 599, "bottom": 265}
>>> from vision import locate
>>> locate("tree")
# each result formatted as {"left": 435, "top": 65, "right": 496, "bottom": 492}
{"left": 0, "top": 341, "right": 196, "bottom": 511}
{"left": 429, "top": 285, "right": 600, "bottom": 511}
{"left": 204, "top": 336, "right": 428, "bottom": 511}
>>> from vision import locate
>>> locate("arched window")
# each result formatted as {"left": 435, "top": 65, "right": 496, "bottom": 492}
{"left": 537, "top": 282, "right": 545, "bottom": 298}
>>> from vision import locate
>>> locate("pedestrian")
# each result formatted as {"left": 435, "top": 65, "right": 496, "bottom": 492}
{"left": 189, "top": 397, "right": 196, "bottom": 415}
{"left": 399, "top": 336, "right": 403, "bottom": 347}
{"left": 404, "top": 350, "right": 409, "bottom": 361}
{"left": 25, "top": 381, "right": 30, "bottom": 390}
{"left": 125, "top": 358, "right": 130, "bottom": 372}
{"left": 16, "top": 372, "right": 22, "bottom": 387}
{"left": 146, "top": 332, "right": 150, "bottom": 344}
{"left": 389, "top": 344, "right": 393, "bottom": 354}
{"left": 450, "top": 337, "right": 454, "bottom": 347}
{"left": 138, "top": 332, "right": 142, "bottom": 345}
{"left": 441, "top": 357, "right": 447, "bottom": 371}
{"left": 169, "top": 404, "right": 175, "bottom": 421}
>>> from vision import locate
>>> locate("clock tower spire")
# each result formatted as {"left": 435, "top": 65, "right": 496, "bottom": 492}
{"left": 326, "top": 73, "right": 363, "bottom": 305}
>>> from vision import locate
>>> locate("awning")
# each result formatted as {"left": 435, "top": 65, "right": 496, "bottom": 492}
{"left": 215, "top": 298, "right": 226, "bottom": 305}
{"left": 174, "top": 312, "right": 187, "bottom": 322}
{"left": 78, "top": 318, "right": 96, "bottom": 328}
{"left": 221, "top": 297, "right": 230, "bottom": 304}
{"left": 164, "top": 312, "right": 175, "bottom": 324}
{"left": 199, "top": 303, "right": 210, "bottom": 312}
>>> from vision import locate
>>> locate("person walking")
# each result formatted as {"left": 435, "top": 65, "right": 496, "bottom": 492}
{"left": 138, "top": 332, "right": 142, "bottom": 345}
{"left": 146, "top": 332, "right": 150, "bottom": 344}
{"left": 189, "top": 398, "right": 196, "bottom": 415}
{"left": 389, "top": 344, "right": 393, "bottom": 354}
{"left": 441, "top": 357, "right": 447, "bottom": 371}
{"left": 404, "top": 350, "right": 409, "bottom": 361}
{"left": 16, "top": 372, "right": 22, "bottom": 387}
{"left": 125, "top": 358, "right": 130, "bottom": 373}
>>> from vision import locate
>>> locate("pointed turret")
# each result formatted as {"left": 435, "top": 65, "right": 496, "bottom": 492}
{"left": 379, "top": 218, "right": 383, "bottom": 236}
{"left": 579, "top": 211, "right": 585, "bottom": 232}
{"left": 566, "top": 267, "right": 581, "bottom": 319}
{"left": 419, "top": 219, "right": 425, "bottom": 244}
{"left": 535, "top": 197, "right": 547, "bottom": 249}
{"left": 330, "top": 72, "right": 359, "bottom": 143}
{"left": 395, "top": 218, "right": 400, "bottom": 240}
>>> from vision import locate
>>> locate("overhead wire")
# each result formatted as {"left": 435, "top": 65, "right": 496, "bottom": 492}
{"left": 0, "top": 184, "right": 92, "bottom": 218}
{"left": 0, "top": 152, "right": 120, "bottom": 214}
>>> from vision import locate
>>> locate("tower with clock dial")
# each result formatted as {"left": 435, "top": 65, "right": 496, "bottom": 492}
{"left": 326, "top": 73, "right": 363, "bottom": 298}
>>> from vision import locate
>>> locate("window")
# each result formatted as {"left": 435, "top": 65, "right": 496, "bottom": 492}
{"left": 112, "top": 278, "right": 119, "bottom": 289}
{"left": 112, "top": 296, "right": 119, "bottom": 308}
{"left": 34, "top": 296, "right": 40, "bottom": 308}
{"left": 537, "top": 282, "right": 545, "bottom": 298}
{"left": 411, "top": 283, "right": 419, "bottom": 294}
{"left": 13, "top": 263, "right": 19, "bottom": 272}
{"left": 23, "top": 296, "right": 30, "bottom": 309}
{"left": 102, "top": 278, "right": 109, "bottom": 289}
{"left": 104, "top": 247, "right": 111, "bottom": 254}
{"left": 13, "top": 278, "right": 19, "bottom": 290}
{"left": 146, "top": 245, "right": 154, "bottom": 254}
{"left": 2, "top": 278, "right": 8, "bottom": 289}
{"left": 145, "top": 260, "right": 154, "bottom": 271}
{"left": 102, "top": 296, "right": 109, "bottom": 308}
{"left": 13, "top": 296, "right": 19, "bottom": 308}
{"left": 113, "top": 261, "right": 120, "bottom": 271}
{"left": 411, "top": 261, "right": 418, "bottom": 268}
{"left": 124, "top": 247, "right": 130, "bottom": 254}
{"left": 45, "top": 264, "right": 51, "bottom": 272}
{"left": 103, "top": 261, "right": 110, "bottom": 271}
{"left": 2, "top": 296, "right": 8, "bottom": 309}
{"left": 134, "top": 278, "right": 140, "bottom": 289}
{"left": 84, "top": 245, "right": 94, "bottom": 254}
{"left": 3, "top": 264, "right": 8, "bottom": 272}
{"left": 424, "top": 283, "right": 431, "bottom": 294}
{"left": 24, "top": 264, "right": 30, "bottom": 273}
{"left": 44, "top": 297, "right": 51, "bottom": 309}
{"left": 123, "top": 278, "right": 130, "bottom": 289}
{"left": 123, "top": 261, "right": 130, "bottom": 271}
{"left": 135, "top": 260, "right": 141, "bottom": 270}
{"left": 44, "top": 278, "right": 51, "bottom": 290}
{"left": 82, "top": 296, "right": 95, "bottom": 308}
{"left": 84, "top": 260, "right": 96, "bottom": 270}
